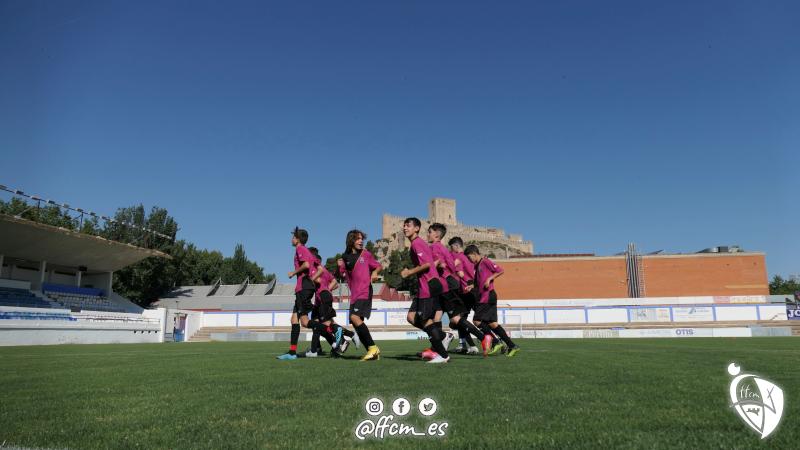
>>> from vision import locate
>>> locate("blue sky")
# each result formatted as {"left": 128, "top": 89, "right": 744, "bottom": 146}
{"left": 1, "top": 0, "right": 798, "bottom": 280}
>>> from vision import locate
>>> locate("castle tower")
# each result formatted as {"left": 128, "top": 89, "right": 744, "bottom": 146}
{"left": 429, "top": 198, "right": 457, "bottom": 225}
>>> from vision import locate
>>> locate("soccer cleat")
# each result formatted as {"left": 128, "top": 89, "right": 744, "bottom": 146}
{"left": 442, "top": 332, "right": 455, "bottom": 349}
{"left": 416, "top": 347, "right": 432, "bottom": 358}
{"left": 427, "top": 354, "right": 450, "bottom": 364}
{"left": 481, "top": 335, "right": 493, "bottom": 356}
{"left": 334, "top": 327, "right": 344, "bottom": 347}
{"left": 361, "top": 345, "right": 380, "bottom": 361}
{"left": 453, "top": 345, "right": 466, "bottom": 354}
{"left": 352, "top": 332, "right": 362, "bottom": 349}
{"left": 420, "top": 348, "right": 438, "bottom": 360}
{"left": 305, "top": 351, "right": 318, "bottom": 358}
{"left": 276, "top": 353, "right": 298, "bottom": 360}
{"left": 467, "top": 346, "right": 480, "bottom": 355}
{"left": 340, "top": 339, "right": 350, "bottom": 353}
{"left": 507, "top": 346, "right": 520, "bottom": 357}
{"left": 488, "top": 343, "right": 504, "bottom": 356}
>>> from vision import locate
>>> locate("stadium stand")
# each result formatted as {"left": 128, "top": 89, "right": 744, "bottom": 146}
{"left": 0, "top": 287, "right": 55, "bottom": 309}
{"left": 0, "top": 309, "right": 76, "bottom": 321}
{"left": 40, "top": 282, "right": 127, "bottom": 312}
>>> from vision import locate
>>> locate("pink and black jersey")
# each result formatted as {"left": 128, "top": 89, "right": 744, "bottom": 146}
{"left": 294, "top": 244, "right": 317, "bottom": 293}
{"left": 475, "top": 257, "right": 503, "bottom": 303}
{"left": 452, "top": 251, "right": 475, "bottom": 291}
{"left": 409, "top": 237, "right": 443, "bottom": 299}
{"left": 431, "top": 241, "right": 458, "bottom": 280}
{"left": 338, "top": 249, "right": 380, "bottom": 301}
{"left": 317, "top": 269, "right": 334, "bottom": 296}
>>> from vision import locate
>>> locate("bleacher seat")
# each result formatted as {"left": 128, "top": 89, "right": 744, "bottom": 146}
{"left": 41, "top": 283, "right": 124, "bottom": 313}
{"left": 0, "top": 287, "right": 52, "bottom": 309}
{"left": 0, "top": 310, "right": 76, "bottom": 321}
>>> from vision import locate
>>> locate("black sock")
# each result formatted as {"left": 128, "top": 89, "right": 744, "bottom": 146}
{"left": 424, "top": 324, "right": 448, "bottom": 358}
{"left": 480, "top": 322, "right": 499, "bottom": 345}
{"left": 311, "top": 329, "right": 321, "bottom": 352}
{"left": 290, "top": 323, "right": 301, "bottom": 354}
{"left": 457, "top": 327, "right": 467, "bottom": 344}
{"left": 465, "top": 334, "right": 475, "bottom": 347}
{"left": 461, "top": 320, "right": 485, "bottom": 341}
{"left": 355, "top": 323, "right": 376, "bottom": 348}
{"left": 492, "top": 324, "right": 516, "bottom": 348}
{"left": 322, "top": 331, "right": 335, "bottom": 346}
{"left": 413, "top": 315, "right": 425, "bottom": 330}
{"left": 435, "top": 321, "right": 443, "bottom": 332}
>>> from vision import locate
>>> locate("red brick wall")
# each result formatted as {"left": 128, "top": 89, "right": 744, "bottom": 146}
{"left": 494, "top": 257, "right": 628, "bottom": 299}
{"left": 642, "top": 254, "right": 768, "bottom": 297}
{"left": 492, "top": 253, "right": 768, "bottom": 299}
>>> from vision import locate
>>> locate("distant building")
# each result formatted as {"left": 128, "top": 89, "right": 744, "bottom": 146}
{"left": 379, "top": 198, "right": 533, "bottom": 262}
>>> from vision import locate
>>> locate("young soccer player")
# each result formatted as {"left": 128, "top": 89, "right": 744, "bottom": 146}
{"left": 428, "top": 224, "right": 487, "bottom": 354}
{"left": 310, "top": 248, "right": 357, "bottom": 355}
{"left": 302, "top": 248, "right": 344, "bottom": 357}
{"left": 277, "top": 227, "right": 332, "bottom": 360}
{"left": 337, "top": 229, "right": 381, "bottom": 361}
{"left": 400, "top": 217, "right": 450, "bottom": 364}
{"left": 464, "top": 244, "right": 520, "bottom": 357}
{"left": 448, "top": 236, "right": 494, "bottom": 355}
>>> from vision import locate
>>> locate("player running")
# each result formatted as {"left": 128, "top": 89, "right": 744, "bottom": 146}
{"left": 277, "top": 227, "right": 333, "bottom": 361}
{"left": 337, "top": 229, "right": 382, "bottom": 361}
{"left": 464, "top": 245, "right": 520, "bottom": 357}
{"left": 401, "top": 217, "right": 450, "bottom": 364}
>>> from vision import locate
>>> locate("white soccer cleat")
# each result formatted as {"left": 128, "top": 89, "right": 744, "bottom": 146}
{"left": 427, "top": 354, "right": 450, "bottom": 364}
{"left": 340, "top": 339, "right": 350, "bottom": 353}
{"left": 305, "top": 351, "right": 318, "bottom": 358}
{"left": 441, "top": 332, "right": 455, "bottom": 349}
{"left": 467, "top": 346, "right": 480, "bottom": 355}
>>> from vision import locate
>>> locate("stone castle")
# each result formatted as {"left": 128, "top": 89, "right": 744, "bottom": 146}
{"left": 378, "top": 198, "right": 533, "bottom": 262}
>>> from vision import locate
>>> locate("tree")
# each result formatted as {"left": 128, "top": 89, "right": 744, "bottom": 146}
{"left": 383, "top": 248, "right": 414, "bottom": 292}
{"left": 769, "top": 275, "right": 800, "bottom": 295}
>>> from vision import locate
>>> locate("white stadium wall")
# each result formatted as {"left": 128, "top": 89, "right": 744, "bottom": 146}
{"left": 195, "top": 295, "right": 790, "bottom": 341}
{"left": 0, "top": 306, "right": 168, "bottom": 346}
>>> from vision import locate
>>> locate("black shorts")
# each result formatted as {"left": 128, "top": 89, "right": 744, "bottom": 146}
{"left": 439, "top": 276, "right": 465, "bottom": 317}
{"left": 472, "top": 291, "right": 498, "bottom": 323}
{"left": 315, "top": 291, "right": 336, "bottom": 322}
{"left": 409, "top": 296, "right": 442, "bottom": 322}
{"left": 293, "top": 289, "right": 315, "bottom": 316}
{"left": 350, "top": 299, "right": 372, "bottom": 319}
{"left": 459, "top": 290, "right": 477, "bottom": 313}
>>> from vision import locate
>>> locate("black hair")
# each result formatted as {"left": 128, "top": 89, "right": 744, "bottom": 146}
{"left": 464, "top": 245, "right": 481, "bottom": 256}
{"left": 345, "top": 229, "right": 366, "bottom": 254}
{"left": 292, "top": 227, "right": 309, "bottom": 245}
{"left": 448, "top": 237, "right": 464, "bottom": 247}
{"left": 404, "top": 217, "right": 421, "bottom": 228}
{"left": 429, "top": 223, "right": 447, "bottom": 239}
{"left": 308, "top": 247, "right": 319, "bottom": 257}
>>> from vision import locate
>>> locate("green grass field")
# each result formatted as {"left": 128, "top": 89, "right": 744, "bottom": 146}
{"left": 1, "top": 338, "right": 798, "bottom": 449}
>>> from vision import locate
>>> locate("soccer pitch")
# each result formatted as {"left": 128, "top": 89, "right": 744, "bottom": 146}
{"left": 1, "top": 338, "right": 797, "bottom": 449}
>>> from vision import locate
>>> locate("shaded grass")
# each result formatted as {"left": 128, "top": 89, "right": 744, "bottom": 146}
{"left": 1, "top": 338, "right": 798, "bottom": 449}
